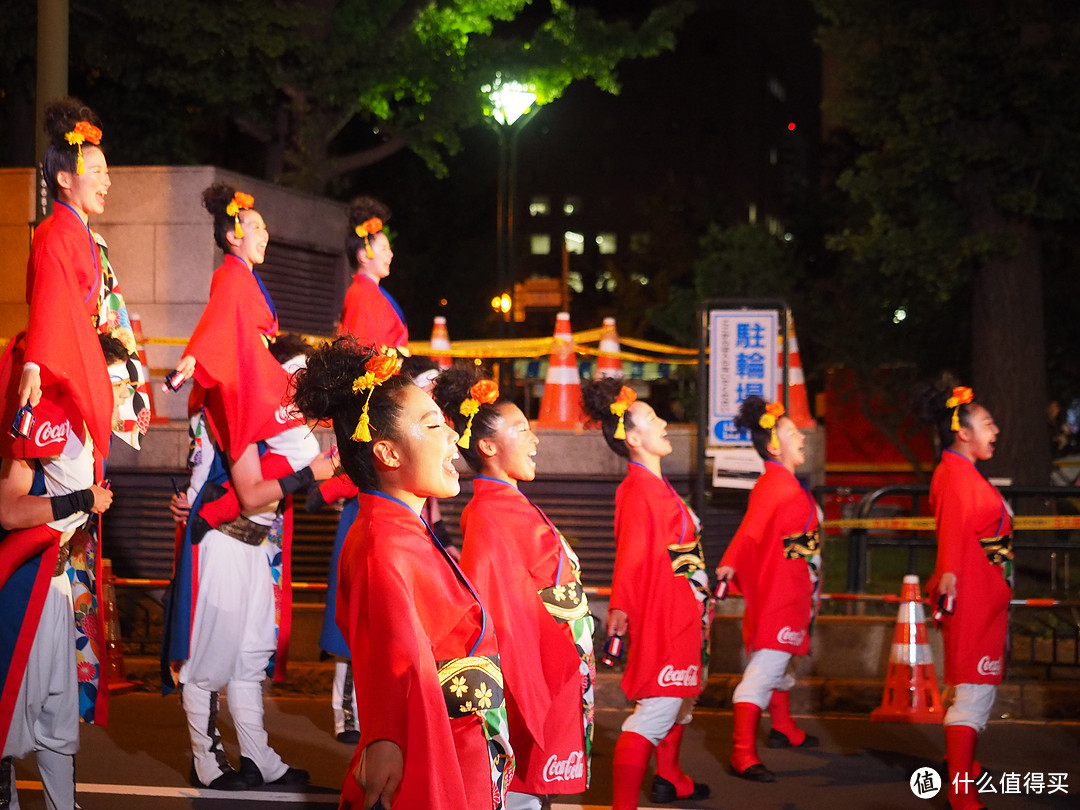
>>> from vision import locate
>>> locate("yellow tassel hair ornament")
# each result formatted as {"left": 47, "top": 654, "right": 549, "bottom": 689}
{"left": 609, "top": 386, "right": 637, "bottom": 440}
{"left": 64, "top": 121, "right": 102, "bottom": 175}
{"left": 226, "top": 191, "right": 255, "bottom": 240}
{"left": 457, "top": 379, "right": 500, "bottom": 449}
{"left": 355, "top": 217, "right": 383, "bottom": 259}
{"left": 759, "top": 401, "right": 786, "bottom": 452}
{"left": 349, "top": 353, "right": 403, "bottom": 443}
{"left": 945, "top": 386, "right": 974, "bottom": 433}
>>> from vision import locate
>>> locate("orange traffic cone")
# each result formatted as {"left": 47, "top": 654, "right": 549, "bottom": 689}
{"left": 101, "top": 558, "right": 139, "bottom": 694}
{"left": 777, "top": 313, "right": 815, "bottom": 429}
{"left": 430, "top": 316, "right": 452, "bottom": 370}
{"left": 536, "top": 312, "right": 583, "bottom": 428}
{"left": 129, "top": 314, "right": 168, "bottom": 425}
{"left": 596, "top": 316, "right": 622, "bottom": 378}
{"left": 871, "top": 574, "right": 943, "bottom": 723}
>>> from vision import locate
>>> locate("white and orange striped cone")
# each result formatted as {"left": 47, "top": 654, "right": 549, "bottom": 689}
{"left": 777, "top": 314, "right": 815, "bottom": 429}
{"left": 130, "top": 314, "right": 168, "bottom": 425}
{"left": 537, "top": 312, "right": 583, "bottom": 428}
{"left": 871, "top": 574, "right": 943, "bottom": 723}
{"left": 596, "top": 316, "right": 623, "bottom": 378}
{"left": 430, "top": 316, "right": 452, "bottom": 370}
{"left": 101, "top": 558, "right": 140, "bottom": 694}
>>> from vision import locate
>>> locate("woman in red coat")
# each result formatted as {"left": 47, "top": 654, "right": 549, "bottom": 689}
{"left": 716, "top": 396, "right": 821, "bottom": 782}
{"left": 292, "top": 338, "right": 513, "bottom": 810}
{"left": 337, "top": 197, "right": 408, "bottom": 350}
{"left": 923, "top": 384, "right": 1008, "bottom": 810}
{"left": 434, "top": 365, "right": 594, "bottom": 810}
{"left": 581, "top": 377, "right": 710, "bottom": 810}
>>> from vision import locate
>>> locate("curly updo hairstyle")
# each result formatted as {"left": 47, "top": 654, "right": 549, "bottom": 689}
{"left": 734, "top": 395, "right": 776, "bottom": 460}
{"left": 431, "top": 364, "right": 512, "bottom": 472}
{"left": 581, "top": 376, "right": 635, "bottom": 458}
{"left": 42, "top": 97, "right": 103, "bottom": 198}
{"left": 913, "top": 373, "right": 976, "bottom": 451}
{"left": 290, "top": 337, "right": 415, "bottom": 490}
{"left": 201, "top": 182, "right": 251, "bottom": 253}
{"left": 345, "top": 196, "right": 392, "bottom": 270}
{"left": 98, "top": 333, "right": 130, "bottom": 367}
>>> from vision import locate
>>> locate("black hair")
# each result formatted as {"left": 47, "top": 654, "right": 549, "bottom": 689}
{"left": 202, "top": 182, "right": 255, "bottom": 253}
{"left": 431, "top": 364, "right": 512, "bottom": 472}
{"left": 734, "top": 395, "right": 776, "bottom": 460}
{"left": 400, "top": 355, "right": 439, "bottom": 382}
{"left": 42, "top": 97, "right": 103, "bottom": 198}
{"left": 268, "top": 333, "right": 313, "bottom": 366}
{"left": 290, "top": 336, "right": 415, "bottom": 490}
{"left": 580, "top": 376, "right": 635, "bottom": 458}
{"left": 913, "top": 374, "right": 975, "bottom": 450}
{"left": 98, "top": 333, "right": 129, "bottom": 367}
{"left": 345, "top": 196, "right": 391, "bottom": 270}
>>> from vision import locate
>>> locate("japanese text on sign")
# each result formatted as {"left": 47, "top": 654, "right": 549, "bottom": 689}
{"left": 708, "top": 309, "right": 778, "bottom": 446}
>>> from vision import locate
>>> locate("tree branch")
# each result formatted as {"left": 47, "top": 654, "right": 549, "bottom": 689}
{"left": 327, "top": 135, "right": 411, "bottom": 177}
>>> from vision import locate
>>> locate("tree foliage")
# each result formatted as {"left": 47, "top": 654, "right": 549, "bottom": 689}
{"left": 813, "top": 0, "right": 1080, "bottom": 483}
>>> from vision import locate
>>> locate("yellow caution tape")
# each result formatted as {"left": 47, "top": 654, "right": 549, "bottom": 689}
{"left": 824, "top": 515, "right": 1080, "bottom": 531}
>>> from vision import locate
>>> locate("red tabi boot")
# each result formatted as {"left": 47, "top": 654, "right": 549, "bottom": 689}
{"left": 611, "top": 731, "right": 655, "bottom": 810}
{"left": 731, "top": 702, "right": 776, "bottom": 782}
{"left": 650, "top": 723, "right": 710, "bottom": 803}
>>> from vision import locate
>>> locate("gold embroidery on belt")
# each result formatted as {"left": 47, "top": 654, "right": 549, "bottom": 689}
{"left": 980, "top": 535, "right": 1013, "bottom": 565}
{"left": 437, "top": 655, "right": 504, "bottom": 718}
{"left": 783, "top": 530, "right": 820, "bottom": 560}
{"left": 539, "top": 580, "right": 589, "bottom": 622}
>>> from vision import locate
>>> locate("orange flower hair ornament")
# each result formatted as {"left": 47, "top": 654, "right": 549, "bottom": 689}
{"left": 759, "top": 401, "right": 785, "bottom": 452}
{"left": 458, "top": 379, "right": 500, "bottom": 449}
{"left": 609, "top": 386, "right": 637, "bottom": 440}
{"left": 945, "top": 386, "right": 974, "bottom": 433}
{"left": 64, "top": 121, "right": 102, "bottom": 175}
{"left": 226, "top": 191, "right": 255, "bottom": 239}
{"left": 355, "top": 217, "right": 384, "bottom": 259}
{"left": 350, "top": 353, "right": 403, "bottom": 442}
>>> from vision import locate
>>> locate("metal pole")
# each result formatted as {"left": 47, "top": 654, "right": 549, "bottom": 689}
{"left": 35, "top": 0, "right": 69, "bottom": 223}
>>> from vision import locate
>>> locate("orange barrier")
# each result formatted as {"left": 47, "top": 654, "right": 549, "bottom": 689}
{"left": 536, "top": 312, "right": 583, "bottom": 428}
{"left": 779, "top": 312, "right": 815, "bottom": 428}
{"left": 596, "top": 316, "right": 622, "bottom": 378}
{"left": 101, "top": 558, "right": 140, "bottom": 693}
{"left": 871, "top": 575, "right": 943, "bottom": 723}
{"left": 129, "top": 314, "right": 168, "bottom": 425}
{"left": 429, "top": 316, "right": 452, "bottom": 370}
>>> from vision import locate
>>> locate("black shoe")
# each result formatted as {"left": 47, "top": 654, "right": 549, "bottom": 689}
{"left": 649, "top": 774, "right": 712, "bottom": 803}
{"left": 189, "top": 762, "right": 247, "bottom": 790}
{"left": 731, "top": 762, "right": 777, "bottom": 783}
{"left": 239, "top": 756, "right": 310, "bottom": 788}
{"left": 336, "top": 730, "right": 361, "bottom": 745}
{"left": 767, "top": 728, "right": 820, "bottom": 749}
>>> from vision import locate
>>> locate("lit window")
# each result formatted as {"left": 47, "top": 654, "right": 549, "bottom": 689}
{"left": 767, "top": 217, "right": 781, "bottom": 236}
{"left": 563, "top": 195, "right": 581, "bottom": 216}
{"left": 568, "top": 271, "right": 584, "bottom": 294}
{"left": 595, "top": 270, "right": 616, "bottom": 292}
{"left": 748, "top": 204, "right": 757, "bottom": 225}
{"left": 629, "top": 232, "right": 651, "bottom": 254}
{"left": 595, "top": 233, "right": 617, "bottom": 255}
{"left": 768, "top": 76, "right": 786, "bottom": 101}
{"left": 529, "top": 196, "right": 550, "bottom": 216}
{"left": 769, "top": 148, "right": 778, "bottom": 166}
{"left": 564, "top": 231, "right": 585, "bottom": 255}
{"left": 530, "top": 234, "right": 552, "bottom": 255}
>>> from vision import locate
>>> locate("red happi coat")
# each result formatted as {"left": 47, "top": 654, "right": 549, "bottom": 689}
{"left": 721, "top": 460, "right": 819, "bottom": 656}
{"left": 612, "top": 462, "right": 706, "bottom": 701}
{"left": 0, "top": 203, "right": 111, "bottom": 462}
{"left": 337, "top": 491, "right": 497, "bottom": 810}
{"left": 338, "top": 274, "right": 408, "bottom": 348}
{"left": 928, "top": 449, "right": 1012, "bottom": 685}
{"left": 460, "top": 477, "right": 588, "bottom": 794}
{"left": 183, "top": 255, "right": 294, "bottom": 461}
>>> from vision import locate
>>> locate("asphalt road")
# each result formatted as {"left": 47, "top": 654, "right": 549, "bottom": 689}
{"left": 11, "top": 693, "right": 1079, "bottom": 809}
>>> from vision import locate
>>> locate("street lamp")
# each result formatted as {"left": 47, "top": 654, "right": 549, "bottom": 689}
{"left": 483, "top": 73, "right": 540, "bottom": 339}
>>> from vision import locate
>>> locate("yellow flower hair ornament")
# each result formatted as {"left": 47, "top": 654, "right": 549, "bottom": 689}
{"left": 355, "top": 217, "right": 384, "bottom": 259}
{"left": 609, "top": 386, "right": 637, "bottom": 440}
{"left": 759, "top": 401, "right": 785, "bottom": 451}
{"left": 458, "top": 379, "right": 500, "bottom": 449}
{"left": 945, "top": 386, "right": 974, "bottom": 433}
{"left": 64, "top": 121, "right": 102, "bottom": 175}
{"left": 350, "top": 353, "right": 403, "bottom": 442}
{"left": 225, "top": 192, "right": 255, "bottom": 239}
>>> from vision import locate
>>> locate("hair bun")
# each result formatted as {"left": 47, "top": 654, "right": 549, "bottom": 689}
{"left": 43, "top": 97, "right": 100, "bottom": 147}
{"left": 347, "top": 196, "right": 391, "bottom": 230}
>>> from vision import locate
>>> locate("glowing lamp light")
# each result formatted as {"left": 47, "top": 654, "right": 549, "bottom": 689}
{"left": 483, "top": 74, "right": 537, "bottom": 126}
{"left": 491, "top": 293, "right": 512, "bottom": 315}
{"left": 788, "top": 121, "right": 797, "bottom": 131}
{"left": 893, "top": 307, "right": 907, "bottom": 324}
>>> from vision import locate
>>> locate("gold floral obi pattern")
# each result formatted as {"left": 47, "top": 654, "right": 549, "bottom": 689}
{"left": 437, "top": 654, "right": 505, "bottom": 720}
{"left": 783, "top": 530, "right": 820, "bottom": 560}
{"left": 980, "top": 535, "right": 1014, "bottom": 565}
{"left": 538, "top": 580, "right": 590, "bottom": 623}
{"left": 668, "top": 539, "right": 706, "bottom": 578}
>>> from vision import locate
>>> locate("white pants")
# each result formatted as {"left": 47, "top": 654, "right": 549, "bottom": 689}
{"left": 733, "top": 648, "right": 795, "bottom": 709}
{"left": 178, "top": 530, "right": 286, "bottom": 784}
{"left": 622, "top": 696, "right": 693, "bottom": 746}
{"left": 2, "top": 574, "right": 78, "bottom": 810}
{"left": 944, "top": 683, "right": 997, "bottom": 732}
{"left": 331, "top": 660, "right": 359, "bottom": 736}
{"left": 505, "top": 791, "right": 544, "bottom": 810}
